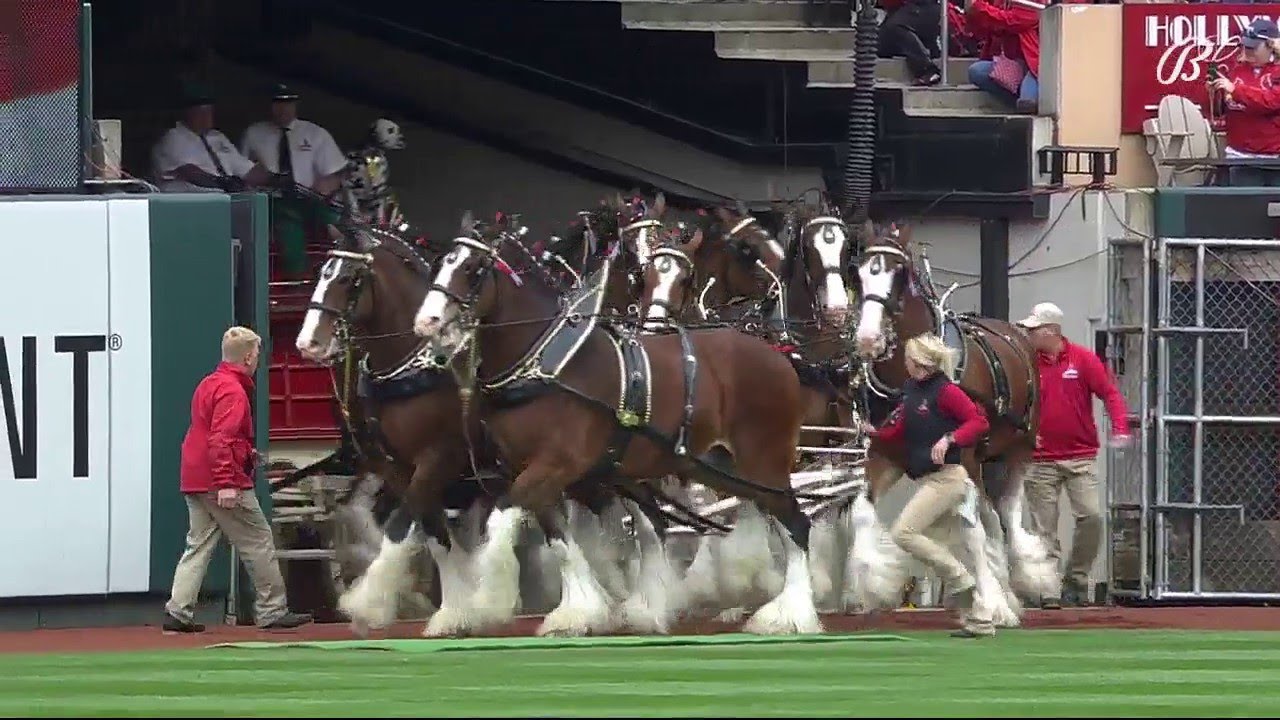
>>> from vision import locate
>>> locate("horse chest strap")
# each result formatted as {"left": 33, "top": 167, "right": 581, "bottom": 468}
{"left": 674, "top": 325, "right": 697, "bottom": 456}
{"left": 614, "top": 333, "right": 653, "bottom": 431}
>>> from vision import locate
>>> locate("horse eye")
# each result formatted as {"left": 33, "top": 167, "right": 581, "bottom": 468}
{"left": 320, "top": 259, "right": 339, "bottom": 279}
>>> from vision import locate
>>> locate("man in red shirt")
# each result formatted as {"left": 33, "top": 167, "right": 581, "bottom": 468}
{"left": 1018, "top": 302, "right": 1131, "bottom": 608}
{"left": 163, "top": 327, "right": 312, "bottom": 633}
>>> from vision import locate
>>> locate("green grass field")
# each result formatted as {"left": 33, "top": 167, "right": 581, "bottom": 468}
{"left": 1, "top": 630, "right": 1278, "bottom": 717}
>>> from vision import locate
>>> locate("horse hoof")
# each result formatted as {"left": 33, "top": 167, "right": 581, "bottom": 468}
{"left": 350, "top": 619, "right": 372, "bottom": 639}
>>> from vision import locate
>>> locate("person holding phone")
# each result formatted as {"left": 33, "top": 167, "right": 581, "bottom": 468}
{"left": 1209, "top": 18, "right": 1280, "bottom": 187}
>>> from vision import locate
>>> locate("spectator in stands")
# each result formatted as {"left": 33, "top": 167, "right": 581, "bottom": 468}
{"left": 1016, "top": 302, "right": 1130, "bottom": 609}
{"left": 965, "top": 0, "right": 1043, "bottom": 113}
{"left": 163, "top": 326, "right": 312, "bottom": 634}
{"left": 240, "top": 83, "right": 349, "bottom": 277}
{"left": 1209, "top": 19, "right": 1280, "bottom": 187}
{"left": 878, "top": 0, "right": 944, "bottom": 86}
{"left": 150, "top": 83, "right": 272, "bottom": 193}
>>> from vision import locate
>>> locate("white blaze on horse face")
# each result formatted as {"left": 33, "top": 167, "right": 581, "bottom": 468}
{"left": 296, "top": 256, "right": 342, "bottom": 361}
{"left": 644, "top": 254, "right": 682, "bottom": 324}
{"left": 813, "top": 226, "right": 849, "bottom": 314}
{"left": 855, "top": 255, "right": 893, "bottom": 352}
{"left": 414, "top": 245, "right": 471, "bottom": 338}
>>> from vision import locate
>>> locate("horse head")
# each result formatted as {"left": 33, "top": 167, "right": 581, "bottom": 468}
{"left": 295, "top": 222, "right": 438, "bottom": 369}
{"left": 411, "top": 210, "right": 533, "bottom": 358}
{"left": 852, "top": 220, "right": 932, "bottom": 361}
{"left": 637, "top": 223, "right": 705, "bottom": 330}
{"left": 708, "top": 201, "right": 786, "bottom": 278}
{"left": 788, "top": 200, "right": 854, "bottom": 329}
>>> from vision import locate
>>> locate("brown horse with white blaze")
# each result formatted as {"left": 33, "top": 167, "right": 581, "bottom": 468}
{"left": 411, "top": 212, "right": 823, "bottom": 637}
{"left": 848, "top": 222, "right": 1059, "bottom": 617}
{"left": 293, "top": 223, "right": 517, "bottom": 638}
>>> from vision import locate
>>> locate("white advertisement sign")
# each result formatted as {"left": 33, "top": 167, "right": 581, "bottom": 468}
{"left": 0, "top": 198, "right": 152, "bottom": 597}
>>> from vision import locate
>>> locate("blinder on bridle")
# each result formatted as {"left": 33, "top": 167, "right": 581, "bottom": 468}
{"left": 791, "top": 214, "right": 852, "bottom": 319}
{"left": 857, "top": 229, "right": 914, "bottom": 316}
{"left": 308, "top": 249, "right": 375, "bottom": 324}
{"left": 430, "top": 232, "right": 504, "bottom": 316}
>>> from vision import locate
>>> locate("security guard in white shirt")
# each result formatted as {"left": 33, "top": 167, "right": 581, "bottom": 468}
{"left": 151, "top": 85, "right": 271, "bottom": 193}
{"left": 239, "top": 84, "right": 347, "bottom": 197}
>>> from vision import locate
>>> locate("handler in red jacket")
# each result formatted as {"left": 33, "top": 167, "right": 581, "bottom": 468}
{"left": 163, "top": 326, "right": 312, "bottom": 633}
{"left": 867, "top": 333, "right": 994, "bottom": 638}
{"left": 1209, "top": 18, "right": 1280, "bottom": 187}
{"left": 1017, "top": 302, "right": 1130, "bottom": 609}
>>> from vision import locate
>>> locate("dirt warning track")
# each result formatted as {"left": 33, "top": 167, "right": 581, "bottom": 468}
{"left": 0, "top": 606, "right": 1276, "bottom": 655}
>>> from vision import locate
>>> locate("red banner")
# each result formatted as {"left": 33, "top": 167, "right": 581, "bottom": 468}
{"left": 1121, "top": 4, "right": 1280, "bottom": 134}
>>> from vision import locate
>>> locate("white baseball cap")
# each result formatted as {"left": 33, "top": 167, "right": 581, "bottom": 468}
{"left": 1019, "top": 301, "right": 1064, "bottom": 329}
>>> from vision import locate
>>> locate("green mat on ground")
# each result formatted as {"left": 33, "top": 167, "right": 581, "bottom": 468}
{"left": 209, "top": 632, "right": 912, "bottom": 653}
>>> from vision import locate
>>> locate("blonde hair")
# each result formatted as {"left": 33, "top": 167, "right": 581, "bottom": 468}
{"left": 221, "top": 326, "right": 262, "bottom": 363}
{"left": 904, "top": 333, "right": 958, "bottom": 379}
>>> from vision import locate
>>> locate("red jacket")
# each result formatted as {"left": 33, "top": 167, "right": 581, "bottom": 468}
{"left": 1221, "top": 61, "right": 1280, "bottom": 155}
{"left": 1033, "top": 339, "right": 1130, "bottom": 461}
{"left": 968, "top": 0, "right": 1042, "bottom": 77}
{"left": 180, "top": 362, "right": 257, "bottom": 493}
{"left": 873, "top": 381, "right": 990, "bottom": 448}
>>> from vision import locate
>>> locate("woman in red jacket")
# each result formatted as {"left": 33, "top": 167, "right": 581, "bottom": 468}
{"left": 1210, "top": 18, "right": 1280, "bottom": 187}
{"left": 865, "top": 333, "right": 995, "bottom": 638}
{"left": 965, "top": 0, "right": 1044, "bottom": 113}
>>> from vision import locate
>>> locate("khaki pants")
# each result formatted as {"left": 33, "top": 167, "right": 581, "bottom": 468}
{"left": 165, "top": 490, "right": 290, "bottom": 628}
{"left": 890, "top": 464, "right": 993, "bottom": 634}
{"left": 1024, "top": 457, "right": 1101, "bottom": 589}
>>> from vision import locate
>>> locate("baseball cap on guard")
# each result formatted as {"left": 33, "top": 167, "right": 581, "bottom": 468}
{"left": 1019, "top": 301, "right": 1065, "bottom": 329}
{"left": 1242, "top": 18, "right": 1279, "bottom": 49}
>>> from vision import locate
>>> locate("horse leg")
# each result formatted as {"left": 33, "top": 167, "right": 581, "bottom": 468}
{"left": 565, "top": 484, "right": 633, "bottom": 604}
{"left": 337, "top": 501, "right": 422, "bottom": 637}
{"left": 714, "top": 421, "right": 823, "bottom": 635}
{"left": 999, "top": 455, "right": 1061, "bottom": 604}
{"left": 420, "top": 479, "right": 494, "bottom": 637}
{"left": 619, "top": 489, "right": 687, "bottom": 635}
{"left": 680, "top": 450, "right": 783, "bottom": 623}
{"left": 845, "top": 454, "right": 911, "bottom": 612}
{"left": 535, "top": 490, "right": 622, "bottom": 638}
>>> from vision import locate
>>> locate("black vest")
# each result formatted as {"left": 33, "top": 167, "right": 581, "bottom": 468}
{"left": 902, "top": 372, "right": 963, "bottom": 479}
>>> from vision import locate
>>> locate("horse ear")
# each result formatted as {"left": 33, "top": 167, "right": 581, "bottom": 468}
{"left": 897, "top": 222, "right": 913, "bottom": 246}
{"left": 684, "top": 227, "right": 705, "bottom": 255}
{"left": 713, "top": 205, "right": 733, "bottom": 223}
{"left": 735, "top": 199, "right": 750, "bottom": 216}
{"left": 460, "top": 210, "right": 475, "bottom": 233}
{"left": 652, "top": 192, "right": 666, "bottom": 217}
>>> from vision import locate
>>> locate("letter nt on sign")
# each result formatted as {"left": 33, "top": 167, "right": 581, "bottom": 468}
{"left": 0, "top": 335, "right": 108, "bottom": 480}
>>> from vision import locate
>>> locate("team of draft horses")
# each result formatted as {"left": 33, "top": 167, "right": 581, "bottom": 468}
{"left": 289, "top": 191, "right": 1053, "bottom": 640}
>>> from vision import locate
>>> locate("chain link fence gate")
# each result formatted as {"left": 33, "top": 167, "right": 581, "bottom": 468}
{"left": 1106, "top": 236, "right": 1280, "bottom": 601}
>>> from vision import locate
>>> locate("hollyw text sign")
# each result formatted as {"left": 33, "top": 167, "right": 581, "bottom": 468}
{"left": 1122, "top": 4, "right": 1280, "bottom": 133}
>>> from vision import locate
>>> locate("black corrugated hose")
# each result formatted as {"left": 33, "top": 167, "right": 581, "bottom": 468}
{"left": 841, "top": 0, "right": 879, "bottom": 225}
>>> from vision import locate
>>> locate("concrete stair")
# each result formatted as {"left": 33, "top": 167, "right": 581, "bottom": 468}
{"left": 807, "top": 58, "right": 974, "bottom": 88}
{"left": 541, "top": 0, "right": 1046, "bottom": 129}
{"left": 622, "top": 1, "right": 847, "bottom": 31}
